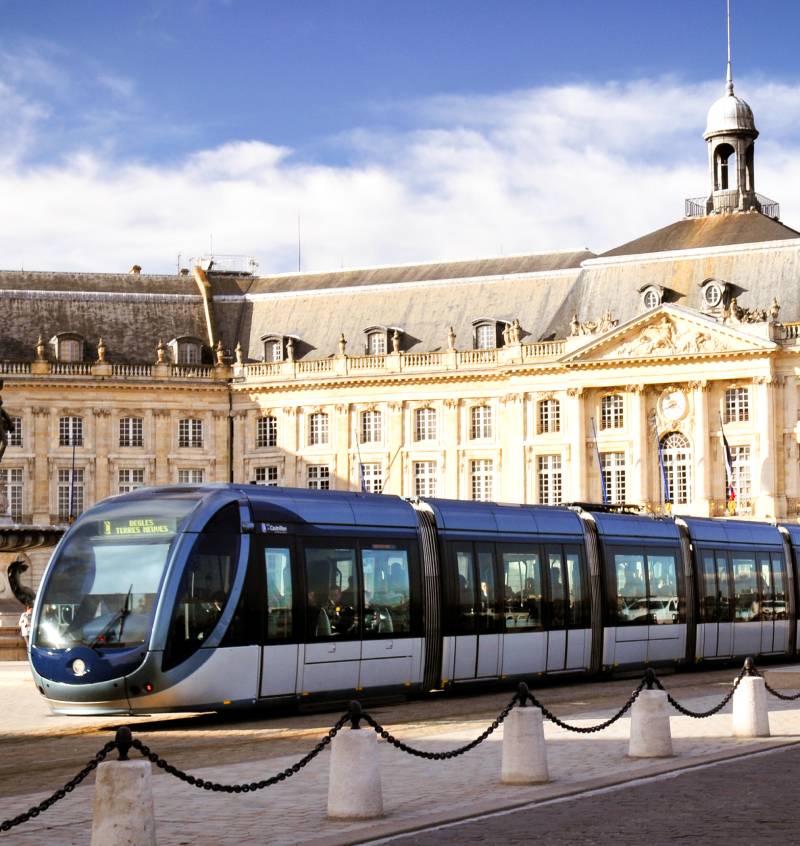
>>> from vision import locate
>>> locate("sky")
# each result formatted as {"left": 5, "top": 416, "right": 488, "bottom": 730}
{"left": 2, "top": 0, "right": 800, "bottom": 274}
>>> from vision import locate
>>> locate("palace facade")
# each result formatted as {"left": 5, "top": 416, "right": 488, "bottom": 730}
{"left": 2, "top": 65, "right": 800, "bottom": 593}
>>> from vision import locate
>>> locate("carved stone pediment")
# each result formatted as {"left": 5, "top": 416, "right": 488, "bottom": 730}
{"left": 561, "top": 305, "right": 777, "bottom": 365}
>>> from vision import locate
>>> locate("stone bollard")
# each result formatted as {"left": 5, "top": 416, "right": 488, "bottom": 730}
{"left": 501, "top": 695, "right": 549, "bottom": 784}
{"left": 327, "top": 702, "right": 384, "bottom": 819}
{"left": 90, "top": 729, "right": 156, "bottom": 846}
{"left": 629, "top": 686, "right": 673, "bottom": 758}
{"left": 732, "top": 671, "right": 770, "bottom": 738}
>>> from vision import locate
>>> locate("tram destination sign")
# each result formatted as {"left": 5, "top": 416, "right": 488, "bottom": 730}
{"left": 101, "top": 517, "right": 177, "bottom": 537}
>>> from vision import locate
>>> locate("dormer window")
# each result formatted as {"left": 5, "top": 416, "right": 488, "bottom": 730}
{"left": 641, "top": 286, "right": 662, "bottom": 310}
{"left": 701, "top": 279, "right": 727, "bottom": 310}
{"left": 263, "top": 335, "right": 284, "bottom": 362}
{"left": 169, "top": 336, "right": 204, "bottom": 364}
{"left": 472, "top": 319, "right": 506, "bottom": 350}
{"left": 367, "top": 331, "right": 386, "bottom": 355}
{"left": 363, "top": 326, "right": 401, "bottom": 355}
{"left": 50, "top": 333, "right": 84, "bottom": 363}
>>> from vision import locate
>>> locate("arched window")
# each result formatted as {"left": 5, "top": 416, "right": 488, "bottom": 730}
{"left": 661, "top": 432, "right": 692, "bottom": 506}
{"left": 714, "top": 143, "right": 737, "bottom": 191}
{"left": 51, "top": 334, "right": 85, "bottom": 362}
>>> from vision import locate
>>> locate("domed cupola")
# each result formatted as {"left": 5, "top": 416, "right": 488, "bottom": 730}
{"left": 703, "top": 2, "right": 760, "bottom": 215}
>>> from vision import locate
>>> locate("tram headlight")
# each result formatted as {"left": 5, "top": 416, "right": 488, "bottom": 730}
{"left": 71, "top": 658, "right": 88, "bottom": 677}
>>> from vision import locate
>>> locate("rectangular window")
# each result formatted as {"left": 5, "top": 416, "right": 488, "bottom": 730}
{"left": 59, "top": 416, "right": 83, "bottom": 447}
{"left": 724, "top": 387, "right": 749, "bottom": 423}
{"left": 361, "top": 545, "right": 412, "bottom": 636}
{"left": 119, "top": 417, "right": 143, "bottom": 448}
{"left": 414, "top": 407, "right": 436, "bottom": 441}
{"left": 307, "top": 465, "right": 330, "bottom": 490}
{"left": 57, "top": 468, "right": 84, "bottom": 520}
{"left": 304, "top": 545, "right": 358, "bottom": 639}
{"left": 731, "top": 445, "right": 751, "bottom": 504}
{"left": 502, "top": 547, "right": 542, "bottom": 630}
{"left": 538, "top": 399, "right": 560, "bottom": 434}
{"left": 118, "top": 468, "right": 144, "bottom": 494}
{"left": 565, "top": 547, "right": 590, "bottom": 628}
{"left": 732, "top": 552, "right": 757, "bottom": 622}
{"left": 470, "top": 458, "right": 493, "bottom": 501}
{"left": 600, "top": 394, "right": 624, "bottom": 430}
{"left": 475, "top": 323, "right": 495, "bottom": 350}
{"left": 9, "top": 417, "right": 22, "bottom": 448}
{"left": 0, "top": 468, "right": 23, "bottom": 521}
{"left": 256, "top": 416, "right": 278, "bottom": 448}
{"left": 255, "top": 466, "right": 279, "bottom": 486}
{"left": 308, "top": 412, "right": 328, "bottom": 446}
{"left": 537, "top": 454, "right": 562, "bottom": 505}
{"left": 413, "top": 461, "right": 437, "bottom": 497}
{"left": 360, "top": 410, "right": 382, "bottom": 443}
{"left": 601, "top": 451, "right": 626, "bottom": 503}
{"left": 360, "top": 463, "right": 383, "bottom": 494}
{"left": 177, "top": 469, "right": 204, "bottom": 484}
{"left": 614, "top": 551, "right": 647, "bottom": 624}
{"left": 470, "top": 405, "right": 492, "bottom": 439}
{"left": 265, "top": 547, "right": 292, "bottom": 640}
{"left": 367, "top": 332, "right": 386, "bottom": 355}
{"left": 178, "top": 418, "right": 203, "bottom": 448}
{"left": 265, "top": 339, "right": 283, "bottom": 362}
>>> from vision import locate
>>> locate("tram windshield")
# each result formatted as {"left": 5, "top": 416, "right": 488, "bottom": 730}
{"left": 35, "top": 496, "right": 200, "bottom": 650}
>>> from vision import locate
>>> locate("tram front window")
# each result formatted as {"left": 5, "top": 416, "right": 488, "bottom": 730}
{"left": 35, "top": 496, "right": 200, "bottom": 650}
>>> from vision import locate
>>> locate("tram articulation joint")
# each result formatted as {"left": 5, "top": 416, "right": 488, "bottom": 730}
{"left": 115, "top": 726, "right": 133, "bottom": 761}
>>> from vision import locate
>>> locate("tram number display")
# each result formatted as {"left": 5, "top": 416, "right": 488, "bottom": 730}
{"left": 101, "top": 518, "right": 176, "bottom": 537}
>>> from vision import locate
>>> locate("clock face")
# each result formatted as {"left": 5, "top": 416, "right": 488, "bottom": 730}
{"left": 659, "top": 389, "right": 688, "bottom": 421}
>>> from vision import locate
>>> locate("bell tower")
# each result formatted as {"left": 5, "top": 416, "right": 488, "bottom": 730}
{"left": 704, "top": 0, "right": 759, "bottom": 214}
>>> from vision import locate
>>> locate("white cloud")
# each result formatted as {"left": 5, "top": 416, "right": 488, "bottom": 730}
{"left": 1, "top": 71, "right": 799, "bottom": 274}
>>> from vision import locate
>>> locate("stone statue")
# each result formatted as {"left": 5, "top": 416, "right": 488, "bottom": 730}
{"left": 570, "top": 311, "right": 618, "bottom": 336}
{"left": 7, "top": 557, "right": 36, "bottom": 608}
{"left": 391, "top": 330, "right": 401, "bottom": 354}
{"left": 286, "top": 337, "right": 295, "bottom": 362}
{"left": 96, "top": 337, "right": 107, "bottom": 363}
{"left": 338, "top": 333, "right": 347, "bottom": 356}
{"left": 234, "top": 341, "right": 244, "bottom": 365}
{"left": 770, "top": 297, "right": 781, "bottom": 322}
{"left": 447, "top": 326, "right": 456, "bottom": 351}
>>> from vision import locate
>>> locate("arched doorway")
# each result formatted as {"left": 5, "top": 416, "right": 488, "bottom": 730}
{"left": 660, "top": 432, "right": 692, "bottom": 505}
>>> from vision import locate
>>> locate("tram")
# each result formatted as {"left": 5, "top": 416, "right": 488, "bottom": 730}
{"left": 28, "top": 485, "right": 800, "bottom": 715}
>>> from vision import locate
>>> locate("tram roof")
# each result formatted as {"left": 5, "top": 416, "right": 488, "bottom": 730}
{"left": 591, "top": 511, "right": 680, "bottom": 541}
{"left": 424, "top": 499, "right": 583, "bottom": 537}
{"left": 779, "top": 523, "right": 800, "bottom": 547}
{"left": 680, "top": 516, "right": 782, "bottom": 546}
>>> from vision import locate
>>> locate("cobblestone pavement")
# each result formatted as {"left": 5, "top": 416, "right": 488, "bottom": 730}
{"left": 383, "top": 744, "right": 800, "bottom": 845}
{"left": 2, "top": 666, "right": 800, "bottom": 846}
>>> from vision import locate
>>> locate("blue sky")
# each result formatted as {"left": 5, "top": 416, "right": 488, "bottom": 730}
{"left": 2, "top": 1, "right": 800, "bottom": 272}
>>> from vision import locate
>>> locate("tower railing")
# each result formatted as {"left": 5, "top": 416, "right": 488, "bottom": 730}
{"left": 684, "top": 193, "right": 780, "bottom": 220}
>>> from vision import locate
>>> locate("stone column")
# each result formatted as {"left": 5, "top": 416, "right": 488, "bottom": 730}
{"left": 442, "top": 399, "right": 460, "bottom": 498}
{"left": 32, "top": 407, "right": 50, "bottom": 524}
{"left": 153, "top": 410, "right": 172, "bottom": 485}
{"left": 335, "top": 404, "right": 351, "bottom": 491}
{"left": 755, "top": 376, "right": 780, "bottom": 518}
{"left": 92, "top": 409, "right": 112, "bottom": 501}
{"left": 567, "top": 388, "right": 586, "bottom": 501}
{"left": 691, "top": 380, "right": 711, "bottom": 516}
{"left": 384, "top": 401, "right": 404, "bottom": 495}
{"left": 628, "top": 385, "right": 647, "bottom": 506}
{"left": 231, "top": 409, "right": 247, "bottom": 483}
{"left": 213, "top": 410, "right": 229, "bottom": 482}
{"left": 785, "top": 377, "right": 799, "bottom": 513}
{"left": 500, "top": 393, "right": 525, "bottom": 502}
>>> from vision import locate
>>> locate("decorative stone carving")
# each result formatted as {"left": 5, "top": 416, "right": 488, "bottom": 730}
{"left": 566, "top": 387, "right": 584, "bottom": 398}
{"left": 509, "top": 319, "right": 522, "bottom": 344}
{"left": 722, "top": 297, "right": 770, "bottom": 325}
{"left": 335, "top": 404, "right": 348, "bottom": 414}
{"left": 570, "top": 310, "right": 618, "bottom": 336}
{"left": 92, "top": 408, "right": 111, "bottom": 418}
{"left": 338, "top": 334, "right": 347, "bottom": 357}
{"left": 214, "top": 340, "right": 225, "bottom": 366}
{"left": 391, "top": 330, "right": 400, "bottom": 354}
{"left": 387, "top": 402, "right": 402, "bottom": 412}
{"left": 770, "top": 298, "right": 781, "bottom": 322}
{"left": 616, "top": 316, "right": 726, "bottom": 358}
{"left": 155, "top": 339, "right": 166, "bottom": 364}
{"left": 96, "top": 338, "right": 107, "bottom": 363}
{"left": 234, "top": 342, "right": 244, "bottom": 365}
{"left": 443, "top": 398, "right": 459, "bottom": 409}
{"left": 286, "top": 337, "right": 295, "bottom": 362}
{"left": 35, "top": 334, "right": 46, "bottom": 361}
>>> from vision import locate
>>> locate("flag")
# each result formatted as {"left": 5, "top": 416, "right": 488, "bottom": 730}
{"left": 720, "top": 415, "right": 736, "bottom": 514}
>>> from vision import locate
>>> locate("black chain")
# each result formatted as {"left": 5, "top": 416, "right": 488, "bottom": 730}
{"left": 360, "top": 690, "right": 520, "bottom": 759}
{"left": 0, "top": 740, "right": 115, "bottom": 833}
{"left": 747, "top": 665, "right": 800, "bottom": 701}
{"left": 653, "top": 664, "right": 748, "bottom": 718}
{"left": 129, "top": 714, "right": 349, "bottom": 792}
{"left": 524, "top": 679, "right": 647, "bottom": 733}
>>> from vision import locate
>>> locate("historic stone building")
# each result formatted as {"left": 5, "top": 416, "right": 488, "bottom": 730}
{"left": 2, "top": 63, "right": 800, "bottom": 598}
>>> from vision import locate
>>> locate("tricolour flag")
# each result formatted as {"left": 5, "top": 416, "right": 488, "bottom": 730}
{"left": 720, "top": 418, "right": 736, "bottom": 514}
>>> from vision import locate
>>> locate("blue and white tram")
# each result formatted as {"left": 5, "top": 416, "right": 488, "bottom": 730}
{"left": 28, "top": 485, "right": 800, "bottom": 715}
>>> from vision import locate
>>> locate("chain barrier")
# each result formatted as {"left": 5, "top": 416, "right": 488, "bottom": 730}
{"left": 0, "top": 740, "right": 115, "bottom": 833}
{"left": 653, "top": 661, "right": 750, "bottom": 718}
{"left": 358, "top": 691, "right": 519, "bottom": 759}
{"left": 522, "top": 678, "right": 647, "bottom": 733}
{"left": 748, "top": 664, "right": 800, "bottom": 702}
{"left": 129, "top": 713, "right": 349, "bottom": 793}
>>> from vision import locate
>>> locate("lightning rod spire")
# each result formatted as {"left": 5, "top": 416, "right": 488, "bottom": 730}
{"left": 726, "top": 0, "right": 734, "bottom": 95}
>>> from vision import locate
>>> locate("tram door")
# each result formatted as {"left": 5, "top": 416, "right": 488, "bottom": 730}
{"left": 259, "top": 545, "right": 299, "bottom": 697}
{"left": 546, "top": 546, "right": 590, "bottom": 671}
{"left": 757, "top": 552, "right": 788, "bottom": 654}
{"left": 452, "top": 543, "right": 501, "bottom": 680}
{"left": 700, "top": 550, "right": 733, "bottom": 659}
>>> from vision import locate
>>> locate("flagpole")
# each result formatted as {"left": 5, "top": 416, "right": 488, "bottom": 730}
{"left": 719, "top": 411, "right": 736, "bottom": 515}
{"left": 590, "top": 417, "right": 608, "bottom": 505}
{"left": 68, "top": 434, "right": 76, "bottom": 523}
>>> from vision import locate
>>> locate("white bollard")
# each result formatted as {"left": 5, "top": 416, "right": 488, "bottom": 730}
{"left": 327, "top": 724, "right": 384, "bottom": 819}
{"left": 90, "top": 760, "right": 156, "bottom": 846}
{"left": 629, "top": 689, "right": 673, "bottom": 758}
{"left": 501, "top": 706, "right": 549, "bottom": 784}
{"left": 732, "top": 675, "right": 770, "bottom": 737}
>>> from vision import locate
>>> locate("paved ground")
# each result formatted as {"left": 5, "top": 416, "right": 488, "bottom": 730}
{"left": 2, "top": 660, "right": 800, "bottom": 845}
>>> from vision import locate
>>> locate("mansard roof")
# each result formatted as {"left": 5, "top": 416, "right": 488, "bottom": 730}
{"left": 601, "top": 212, "right": 800, "bottom": 258}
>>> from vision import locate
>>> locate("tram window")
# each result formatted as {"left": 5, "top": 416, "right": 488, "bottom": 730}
{"left": 565, "top": 548, "right": 589, "bottom": 628}
{"left": 702, "top": 552, "right": 718, "bottom": 623}
{"left": 266, "top": 548, "right": 293, "bottom": 640}
{"left": 547, "top": 548, "right": 566, "bottom": 628}
{"left": 716, "top": 553, "right": 733, "bottom": 622}
{"left": 646, "top": 552, "right": 679, "bottom": 625}
{"left": 361, "top": 546, "right": 411, "bottom": 636}
{"left": 771, "top": 553, "right": 787, "bottom": 619}
{"left": 615, "top": 552, "right": 647, "bottom": 624}
{"left": 732, "top": 553, "right": 758, "bottom": 622}
{"left": 477, "top": 547, "right": 501, "bottom": 633}
{"left": 163, "top": 526, "right": 240, "bottom": 670}
{"left": 501, "top": 547, "right": 542, "bottom": 631}
{"left": 304, "top": 546, "right": 358, "bottom": 640}
{"left": 453, "top": 545, "right": 477, "bottom": 635}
